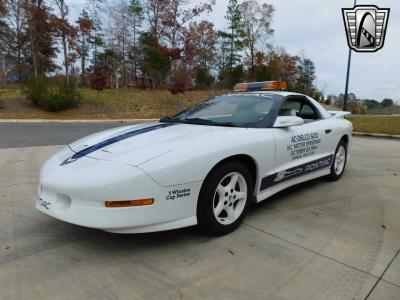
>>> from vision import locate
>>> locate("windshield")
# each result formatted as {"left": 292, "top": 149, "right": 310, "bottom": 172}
{"left": 163, "top": 93, "right": 282, "bottom": 128}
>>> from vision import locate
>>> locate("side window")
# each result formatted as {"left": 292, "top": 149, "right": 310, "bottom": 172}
{"left": 279, "top": 98, "right": 320, "bottom": 123}
{"left": 279, "top": 99, "right": 301, "bottom": 116}
{"left": 299, "top": 102, "right": 320, "bottom": 121}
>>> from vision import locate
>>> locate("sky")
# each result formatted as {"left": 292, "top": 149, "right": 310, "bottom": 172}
{"left": 69, "top": 0, "right": 400, "bottom": 103}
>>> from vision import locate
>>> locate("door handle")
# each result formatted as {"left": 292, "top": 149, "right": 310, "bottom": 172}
{"left": 325, "top": 129, "right": 332, "bottom": 134}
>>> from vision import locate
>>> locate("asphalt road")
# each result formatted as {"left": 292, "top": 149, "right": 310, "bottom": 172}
{"left": 0, "top": 124, "right": 400, "bottom": 299}
{"left": 0, "top": 122, "right": 139, "bottom": 149}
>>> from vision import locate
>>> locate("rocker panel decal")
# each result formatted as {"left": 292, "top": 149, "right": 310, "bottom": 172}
{"left": 261, "top": 155, "right": 334, "bottom": 191}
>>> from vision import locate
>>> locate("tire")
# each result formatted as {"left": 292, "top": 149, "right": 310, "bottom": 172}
{"left": 197, "top": 161, "right": 253, "bottom": 236}
{"left": 327, "top": 140, "right": 348, "bottom": 181}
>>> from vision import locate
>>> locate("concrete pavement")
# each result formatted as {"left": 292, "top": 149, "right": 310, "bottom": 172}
{"left": 0, "top": 137, "right": 399, "bottom": 299}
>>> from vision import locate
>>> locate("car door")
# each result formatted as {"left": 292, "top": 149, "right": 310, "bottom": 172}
{"left": 268, "top": 96, "right": 333, "bottom": 187}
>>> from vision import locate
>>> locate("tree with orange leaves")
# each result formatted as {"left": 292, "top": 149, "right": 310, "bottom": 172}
{"left": 189, "top": 20, "right": 218, "bottom": 71}
{"left": 24, "top": 0, "right": 58, "bottom": 78}
{"left": 76, "top": 9, "right": 93, "bottom": 86}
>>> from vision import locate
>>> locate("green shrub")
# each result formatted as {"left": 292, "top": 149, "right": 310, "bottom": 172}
{"left": 360, "top": 105, "right": 368, "bottom": 115}
{"left": 0, "top": 92, "right": 3, "bottom": 109}
{"left": 195, "top": 67, "right": 214, "bottom": 89}
{"left": 349, "top": 103, "right": 368, "bottom": 115}
{"left": 25, "top": 76, "right": 50, "bottom": 107}
{"left": 42, "top": 83, "right": 81, "bottom": 112}
{"left": 24, "top": 77, "right": 81, "bottom": 112}
{"left": 218, "top": 65, "right": 245, "bottom": 89}
{"left": 170, "top": 69, "right": 187, "bottom": 94}
{"left": 325, "top": 99, "right": 332, "bottom": 105}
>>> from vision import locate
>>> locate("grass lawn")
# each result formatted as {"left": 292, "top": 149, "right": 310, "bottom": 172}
{"left": 1, "top": 88, "right": 400, "bottom": 136}
{"left": 348, "top": 116, "right": 400, "bottom": 135}
{"left": 0, "top": 88, "right": 229, "bottom": 120}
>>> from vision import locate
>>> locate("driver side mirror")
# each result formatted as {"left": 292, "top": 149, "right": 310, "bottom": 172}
{"left": 273, "top": 116, "right": 304, "bottom": 128}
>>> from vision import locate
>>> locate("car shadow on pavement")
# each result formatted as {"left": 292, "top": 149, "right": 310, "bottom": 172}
{"left": 59, "top": 177, "right": 329, "bottom": 255}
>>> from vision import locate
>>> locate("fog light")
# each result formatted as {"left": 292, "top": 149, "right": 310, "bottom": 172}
{"left": 105, "top": 198, "right": 154, "bottom": 208}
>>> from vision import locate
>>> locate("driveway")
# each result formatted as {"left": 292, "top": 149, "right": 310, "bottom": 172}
{"left": 0, "top": 123, "right": 399, "bottom": 299}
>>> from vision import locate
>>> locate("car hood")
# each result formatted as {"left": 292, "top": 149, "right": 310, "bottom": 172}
{"left": 68, "top": 122, "right": 235, "bottom": 166}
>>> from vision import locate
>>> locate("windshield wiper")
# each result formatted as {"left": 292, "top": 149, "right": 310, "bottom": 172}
{"left": 160, "top": 116, "right": 172, "bottom": 122}
{"left": 184, "top": 118, "right": 236, "bottom": 127}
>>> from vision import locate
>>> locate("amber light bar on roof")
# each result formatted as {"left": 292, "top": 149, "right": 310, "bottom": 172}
{"left": 233, "top": 81, "right": 287, "bottom": 92}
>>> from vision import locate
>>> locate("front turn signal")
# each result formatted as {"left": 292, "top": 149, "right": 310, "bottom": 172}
{"left": 105, "top": 198, "right": 154, "bottom": 208}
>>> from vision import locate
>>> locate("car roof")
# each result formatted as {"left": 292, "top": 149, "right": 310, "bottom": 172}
{"left": 238, "top": 90, "right": 303, "bottom": 97}
{"left": 233, "top": 90, "right": 333, "bottom": 119}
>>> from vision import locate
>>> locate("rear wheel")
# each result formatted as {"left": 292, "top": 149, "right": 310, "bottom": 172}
{"left": 197, "top": 161, "right": 253, "bottom": 236}
{"left": 327, "top": 140, "right": 347, "bottom": 181}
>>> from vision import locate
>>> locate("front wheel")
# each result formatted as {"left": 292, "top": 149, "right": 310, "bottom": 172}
{"left": 327, "top": 140, "right": 347, "bottom": 181}
{"left": 197, "top": 162, "right": 253, "bottom": 236}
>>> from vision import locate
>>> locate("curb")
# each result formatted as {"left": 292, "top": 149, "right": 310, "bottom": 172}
{"left": 1, "top": 120, "right": 399, "bottom": 140}
{"left": 353, "top": 132, "right": 400, "bottom": 140}
{"left": 0, "top": 119, "right": 159, "bottom": 123}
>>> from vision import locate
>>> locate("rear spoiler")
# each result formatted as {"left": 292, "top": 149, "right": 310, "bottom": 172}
{"left": 328, "top": 111, "right": 351, "bottom": 119}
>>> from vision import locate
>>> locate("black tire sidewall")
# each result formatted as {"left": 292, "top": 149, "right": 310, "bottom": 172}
{"left": 329, "top": 140, "right": 347, "bottom": 181}
{"left": 197, "top": 161, "right": 253, "bottom": 236}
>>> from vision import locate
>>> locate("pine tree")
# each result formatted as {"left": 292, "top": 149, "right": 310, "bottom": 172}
{"left": 128, "top": 0, "right": 144, "bottom": 80}
{"left": 296, "top": 56, "right": 316, "bottom": 95}
{"left": 221, "top": 0, "right": 244, "bottom": 70}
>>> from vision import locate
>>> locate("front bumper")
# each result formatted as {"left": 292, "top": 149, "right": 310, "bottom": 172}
{"left": 37, "top": 147, "right": 201, "bottom": 233}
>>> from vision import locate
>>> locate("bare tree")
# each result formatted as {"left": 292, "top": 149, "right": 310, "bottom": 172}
{"left": 86, "top": 0, "right": 104, "bottom": 68}
{"left": 106, "top": 0, "right": 133, "bottom": 88}
{"left": 146, "top": 0, "right": 214, "bottom": 47}
{"left": 159, "top": 0, "right": 215, "bottom": 85}
{"left": 0, "top": 8, "right": 14, "bottom": 83}
{"left": 145, "top": 0, "right": 170, "bottom": 40}
{"left": 54, "top": 0, "right": 77, "bottom": 85}
{"left": 240, "top": 0, "right": 274, "bottom": 72}
{"left": 3, "top": 0, "right": 26, "bottom": 81}
{"left": 161, "top": 0, "right": 215, "bottom": 49}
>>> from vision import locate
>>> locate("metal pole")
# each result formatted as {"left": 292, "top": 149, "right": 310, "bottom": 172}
{"left": 343, "top": 49, "right": 352, "bottom": 111}
{"left": 344, "top": 0, "right": 357, "bottom": 111}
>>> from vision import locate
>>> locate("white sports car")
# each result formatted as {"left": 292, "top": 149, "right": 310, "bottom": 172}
{"left": 37, "top": 81, "right": 352, "bottom": 235}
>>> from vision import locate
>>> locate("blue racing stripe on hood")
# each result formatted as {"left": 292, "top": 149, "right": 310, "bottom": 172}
{"left": 61, "top": 123, "right": 177, "bottom": 166}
